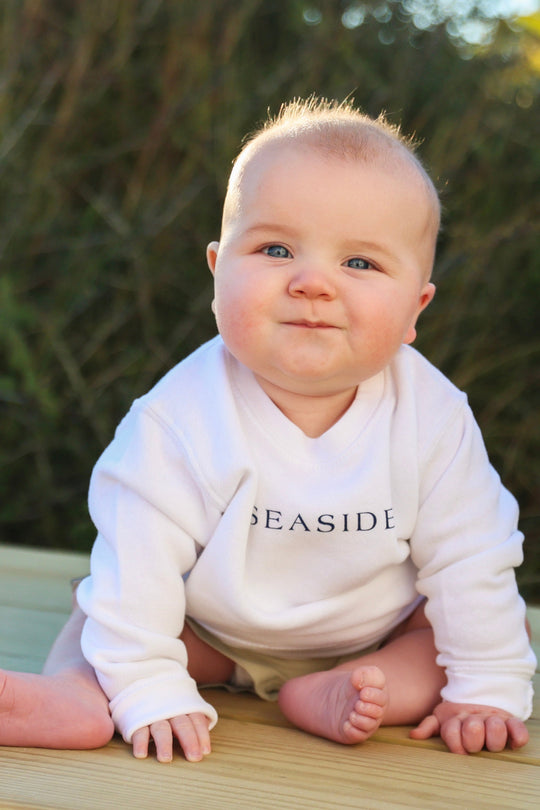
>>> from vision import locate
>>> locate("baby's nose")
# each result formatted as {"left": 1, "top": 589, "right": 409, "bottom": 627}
{"left": 288, "top": 266, "right": 336, "bottom": 299}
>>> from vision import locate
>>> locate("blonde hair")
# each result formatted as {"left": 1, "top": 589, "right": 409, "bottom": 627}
{"left": 247, "top": 97, "right": 415, "bottom": 159}
{"left": 226, "top": 96, "right": 440, "bottom": 235}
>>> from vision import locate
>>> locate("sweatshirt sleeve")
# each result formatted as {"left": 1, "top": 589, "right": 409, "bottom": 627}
{"left": 411, "top": 401, "right": 536, "bottom": 720}
{"left": 77, "top": 403, "right": 219, "bottom": 743}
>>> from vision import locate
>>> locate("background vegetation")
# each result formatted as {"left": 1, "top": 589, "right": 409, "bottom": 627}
{"left": 1, "top": 0, "right": 538, "bottom": 599}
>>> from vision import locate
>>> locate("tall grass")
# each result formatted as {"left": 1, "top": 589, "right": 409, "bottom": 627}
{"left": 0, "top": 1, "right": 538, "bottom": 597}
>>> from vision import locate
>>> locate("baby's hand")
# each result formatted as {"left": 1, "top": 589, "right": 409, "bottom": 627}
{"left": 131, "top": 712, "right": 211, "bottom": 763}
{"left": 410, "top": 701, "right": 529, "bottom": 754}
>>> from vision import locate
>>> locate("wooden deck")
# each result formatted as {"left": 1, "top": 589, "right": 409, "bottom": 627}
{"left": 0, "top": 544, "right": 538, "bottom": 810}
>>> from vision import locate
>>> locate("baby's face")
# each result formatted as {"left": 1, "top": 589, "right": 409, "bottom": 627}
{"left": 208, "top": 143, "right": 435, "bottom": 401}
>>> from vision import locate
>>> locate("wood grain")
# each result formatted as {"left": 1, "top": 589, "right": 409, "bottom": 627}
{"left": 0, "top": 544, "right": 538, "bottom": 810}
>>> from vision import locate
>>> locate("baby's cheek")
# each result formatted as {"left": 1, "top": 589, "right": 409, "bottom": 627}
{"left": 216, "top": 301, "right": 261, "bottom": 355}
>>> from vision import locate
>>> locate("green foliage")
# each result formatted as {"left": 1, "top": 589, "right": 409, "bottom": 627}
{"left": 1, "top": 1, "right": 538, "bottom": 598}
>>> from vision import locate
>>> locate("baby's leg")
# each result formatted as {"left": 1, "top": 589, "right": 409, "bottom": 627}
{"left": 278, "top": 602, "right": 445, "bottom": 745}
{"left": 0, "top": 594, "right": 232, "bottom": 756}
{"left": 0, "top": 603, "right": 114, "bottom": 749}
{"left": 180, "top": 622, "right": 236, "bottom": 685}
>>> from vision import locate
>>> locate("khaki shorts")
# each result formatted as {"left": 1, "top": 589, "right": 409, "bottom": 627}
{"left": 186, "top": 618, "right": 383, "bottom": 701}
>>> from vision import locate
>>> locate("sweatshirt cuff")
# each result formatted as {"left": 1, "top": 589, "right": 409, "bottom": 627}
{"left": 441, "top": 669, "right": 535, "bottom": 721}
{"left": 108, "top": 673, "right": 219, "bottom": 743}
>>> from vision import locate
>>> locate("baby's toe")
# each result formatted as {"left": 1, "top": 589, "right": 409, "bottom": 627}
{"left": 358, "top": 685, "right": 387, "bottom": 707}
{"left": 351, "top": 666, "right": 386, "bottom": 692}
{"left": 354, "top": 698, "right": 385, "bottom": 720}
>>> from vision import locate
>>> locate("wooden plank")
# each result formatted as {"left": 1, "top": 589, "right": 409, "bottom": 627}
{"left": 207, "top": 685, "right": 540, "bottom": 765}
{"left": 0, "top": 545, "right": 538, "bottom": 810}
{"left": 0, "top": 720, "right": 538, "bottom": 810}
{"left": 0, "top": 606, "right": 70, "bottom": 655}
{"left": 0, "top": 544, "right": 89, "bottom": 575}
{"left": 0, "top": 545, "right": 89, "bottom": 612}
{"left": 0, "top": 545, "right": 88, "bottom": 673}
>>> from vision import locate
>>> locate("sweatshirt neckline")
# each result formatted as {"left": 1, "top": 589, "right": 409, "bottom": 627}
{"left": 227, "top": 350, "right": 385, "bottom": 460}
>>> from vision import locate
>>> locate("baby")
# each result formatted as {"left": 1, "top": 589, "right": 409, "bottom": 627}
{"left": 0, "top": 98, "right": 535, "bottom": 763}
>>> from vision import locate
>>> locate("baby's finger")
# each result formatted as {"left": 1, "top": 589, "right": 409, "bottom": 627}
{"left": 170, "top": 713, "right": 210, "bottom": 762}
{"left": 189, "top": 712, "right": 212, "bottom": 754}
{"left": 506, "top": 717, "right": 529, "bottom": 750}
{"left": 409, "top": 713, "right": 440, "bottom": 740}
{"left": 460, "top": 715, "right": 485, "bottom": 753}
{"left": 132, "top": 726, "right": 150, "bottom": 759}
{"left": 440, "top": 716, "right": 467, "bottom": 754}
{"left": 149, "top": 719, "right": 174, "bottom": 763}
{"left": 483, "top": 715, "right": 508, "bottom": 752}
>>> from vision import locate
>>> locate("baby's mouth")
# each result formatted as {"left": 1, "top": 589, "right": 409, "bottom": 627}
{"left": 285, "top": 320, "right": 337, "bottom": 329}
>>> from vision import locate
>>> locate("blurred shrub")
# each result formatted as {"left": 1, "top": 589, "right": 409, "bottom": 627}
{"left": 0, "top": 1, "right": 538, "bottom": 597}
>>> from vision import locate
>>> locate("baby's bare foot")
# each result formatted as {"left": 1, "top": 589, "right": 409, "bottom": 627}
{"left": 278, "top": 665, "right": 388, "bottom": 745}
{"left": 0, "top": 667, "right": 114, "bottom": 749}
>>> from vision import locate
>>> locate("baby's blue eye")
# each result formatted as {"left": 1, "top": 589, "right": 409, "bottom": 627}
{"left": 262, "top": 245, "right": 291, "bottom": 259}
{"left": 346, "top": 257, "right": 371, "bottom": 270}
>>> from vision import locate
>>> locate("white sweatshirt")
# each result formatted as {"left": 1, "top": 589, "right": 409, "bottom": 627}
{"left": 78, "top": 336, "right": 536, "bottom": 743}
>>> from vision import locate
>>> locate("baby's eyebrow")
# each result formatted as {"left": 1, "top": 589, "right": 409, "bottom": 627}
{"left": 242, "top": 223, "right": 298, "bottom": 238}
{"left": 341, "top": 239, "right": 397, "bottom": 260}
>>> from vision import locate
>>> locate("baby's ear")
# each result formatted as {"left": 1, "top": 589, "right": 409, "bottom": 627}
{"left": 419, "top": 282, "right": 436, "bottom": 312}
{"left": 404, "top": 282, "right": 436, "bottom": 345}
{"left": 207, "top": 242, "right": 219, "bottom": 274}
